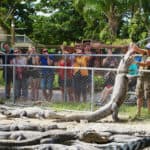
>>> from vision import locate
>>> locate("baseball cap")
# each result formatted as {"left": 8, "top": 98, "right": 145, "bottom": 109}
{"left": 145, "top": 43, "right": 150, "bottom": 50}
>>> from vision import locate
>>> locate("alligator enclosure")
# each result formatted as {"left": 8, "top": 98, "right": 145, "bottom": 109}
{"left": 0, "top": 105, "right": 150, "bottom": 150}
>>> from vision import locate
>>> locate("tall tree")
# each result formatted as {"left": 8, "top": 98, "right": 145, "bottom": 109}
{"left": 0, "top": 0, "right": 36, "bottom": 35}
{"left": 31, "top": 0, "right": 86, "bottom": 45}
{"left": 73, "top": 0, "right": 128, "bottom": 36}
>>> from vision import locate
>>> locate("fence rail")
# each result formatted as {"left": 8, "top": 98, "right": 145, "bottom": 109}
{"left": 0, "top": 53, "right": 146, "bottom": 110}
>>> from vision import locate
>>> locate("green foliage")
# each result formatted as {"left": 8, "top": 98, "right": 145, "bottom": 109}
{"left": 120, "top": 105, "right": 150, "bottom": 120}
{"left": 99, "top": 25, "right": 115, "bottom": 44}
{"left": 112, "top": 38, "right": 132, "bottom": 45}
{"left": 53, "top": 74, "right": 59, "bottom": 89}
{"left": 0, "top": 98, "right": 5, "bottom": 104}
{"left": 31, "top": 0, "right": 86, "bottom": 45}
{"left": 0, "top": 0, "right": 150, "bottom": 45}
{"left": 0, "top": 70, "right": 4, "bottom": 86}
{"left": 128, "top": 11, "right": 148, "bottom": 42}
{"left": 0, "top": 0, "right": 36, "bottom": 35}
{"left": 94, "top": 75, "right": 104, "bottom": 91}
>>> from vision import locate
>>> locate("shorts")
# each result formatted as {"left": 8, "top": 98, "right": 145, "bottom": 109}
{"left": 135, "top": 73, "right": 150, "bottom": 99}
{"left": 40, "top": 74, "right": 54, "bottom": 90}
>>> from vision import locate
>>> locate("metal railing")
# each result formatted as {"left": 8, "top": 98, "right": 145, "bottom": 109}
{"left": 0, "top": 53, "right": 143, "bottom": 110}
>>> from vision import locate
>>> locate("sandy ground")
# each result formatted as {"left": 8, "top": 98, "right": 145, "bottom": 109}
{"left": 0, "top": 108, "right": 150, "bottom": 135}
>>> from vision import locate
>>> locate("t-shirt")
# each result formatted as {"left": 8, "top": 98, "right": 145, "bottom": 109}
{"left": 73, "top": 56, "right": 89, "bottom": 76}
{"left": 128, "top": 63, "right": 138, "bottom": 75}
{"left": 58, "top": 59, "right": 73, "bottom": 80}
{"left": 39, "top": 55, "right": 55, "bottom": 75}
{"left": 1, "top": 49, "right": 14, "bottom": 66}
{"left": 12, "top": 56, "right": 27, "bottom": 79}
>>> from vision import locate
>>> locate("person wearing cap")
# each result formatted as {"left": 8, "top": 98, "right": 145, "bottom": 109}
{"left": 132, "top": 43, "right": 150, "bottom": 116}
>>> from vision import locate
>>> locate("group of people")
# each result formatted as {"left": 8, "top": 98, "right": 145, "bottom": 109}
{"left": 1, "top": 43, "right": 55, "bottom": 101}
{"left": 57, "top": 43, "right": 92, "bottom": 102}
{"left": 0, "top": 42, "right": 95, "bottom": 102}
{"left": 1, "top": 41, "right": 150, "bottom": 117}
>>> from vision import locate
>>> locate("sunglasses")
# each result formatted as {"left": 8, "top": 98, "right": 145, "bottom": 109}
{"left": 42, "top": 50, "right": 48, "bottom": 53}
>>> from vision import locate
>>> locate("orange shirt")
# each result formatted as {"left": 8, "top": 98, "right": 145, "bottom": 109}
{"left": 73, "top": 56, "right": 89, "bottom": 76}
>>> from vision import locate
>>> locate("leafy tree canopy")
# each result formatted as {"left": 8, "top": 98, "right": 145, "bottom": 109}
{"left": 0, "top": 0, "right": 149, "bottom": 45}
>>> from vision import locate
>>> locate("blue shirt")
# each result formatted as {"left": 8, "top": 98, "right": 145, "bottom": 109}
{"left": 40, "top": 55, "right": 55, "bottom": 75}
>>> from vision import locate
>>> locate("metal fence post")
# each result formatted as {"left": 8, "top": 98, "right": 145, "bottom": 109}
{"left": 4, "top": 55, "right": 7, "bottom": 98}
{"left": 91, "top": 69, "right": 94, "bottom": 111}
{"left": 64, "top": 54, "right": 67, "bottom": 101}
{"left": 12, "top": 64, "right": 16, "bottom": 104}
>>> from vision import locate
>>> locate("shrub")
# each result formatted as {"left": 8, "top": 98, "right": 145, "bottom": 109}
{"left": 0, "top": 70, "right": 4, "bottom": 86}
{"left": 53, "top": 74, "right": 59, "bottom": 89}
{"left": 94, "top": 75, "right": 104, "bottom": 91}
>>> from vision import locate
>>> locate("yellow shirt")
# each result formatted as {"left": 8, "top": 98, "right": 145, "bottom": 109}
{"left": 73, "top": 56, "right": 89, "bottom": 76}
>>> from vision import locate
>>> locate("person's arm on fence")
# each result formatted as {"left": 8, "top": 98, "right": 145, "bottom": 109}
{"left": 137, "top": 61, "right": 150, "bottom": 67}
{"left": 131, "top": 43, "right": 149, "bottom": 55}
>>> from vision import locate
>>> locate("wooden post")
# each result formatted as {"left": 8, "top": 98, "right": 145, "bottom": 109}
{"left": 11, "top": 19, "right": 15, "bottom": 46}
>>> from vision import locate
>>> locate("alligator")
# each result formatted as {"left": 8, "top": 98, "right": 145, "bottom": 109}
{"left": 60, "top": 43, "right": 137, "bottom": 122}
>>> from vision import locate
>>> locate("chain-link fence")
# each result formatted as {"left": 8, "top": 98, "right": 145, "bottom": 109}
{"left": 0, "top": 53, "right": 140, "bottom": 110}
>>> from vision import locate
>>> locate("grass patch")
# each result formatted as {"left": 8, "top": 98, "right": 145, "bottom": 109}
{"left": 0, "top": 70, "right": 4, "bottom": 86}
{"left": 48, "top": 101, "right": 91, "bottom": 111}
{"left": 46, "top": 102, "right": 150, "bottom": 121}
{"left": 0, "top": 98, "right": 5, "bottom": 104}
{"left": 120, "top": 104, "right": 150, "bottom": 120}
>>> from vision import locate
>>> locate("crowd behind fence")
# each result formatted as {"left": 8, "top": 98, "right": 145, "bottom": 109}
{"left": 0, "top": 53, "right": 147, "bottom": 110}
